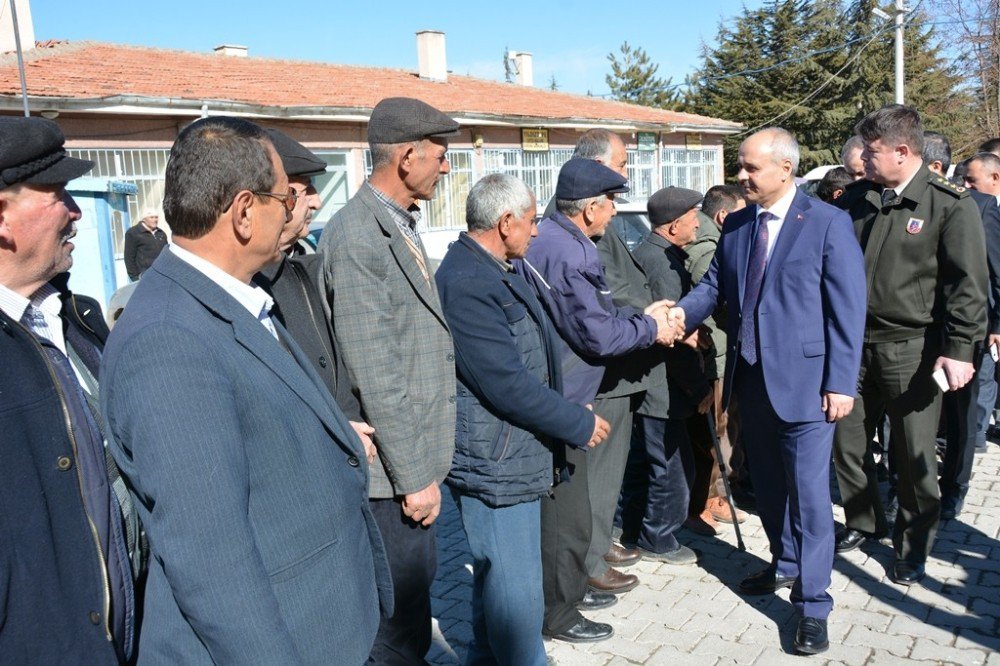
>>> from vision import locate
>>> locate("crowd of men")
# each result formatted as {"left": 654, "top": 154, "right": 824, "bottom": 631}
{"left": 2, "top": 95, "right": 997, "bottom": 664}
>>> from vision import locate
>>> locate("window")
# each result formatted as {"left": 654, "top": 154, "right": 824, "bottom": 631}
{"left": 627, "top": 149, "right": 657, "bottom": 200}
{"left": 660, "top": 147, "right": 721, "bottom": 193}
{"left": 363, "top": 149, "right": 476, "bottom": 229}
{"left": 483, "top": 149, "right": 573, "bottom": 207}
{"left": 312, "top": 151, "right": 351, "bottom": 225}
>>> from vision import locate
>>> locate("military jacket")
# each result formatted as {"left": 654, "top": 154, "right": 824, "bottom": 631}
{"left": 838, "top": 166, "right": 987, "bottom": 361}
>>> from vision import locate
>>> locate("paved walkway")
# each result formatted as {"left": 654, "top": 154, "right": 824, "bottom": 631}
{"left": 427, "top": 444, "right": 1000, "bottom": 664}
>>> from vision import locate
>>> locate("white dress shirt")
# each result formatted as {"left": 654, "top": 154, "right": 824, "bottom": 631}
{"left": 755, "top": 184, "right": 798, "bottom": 260}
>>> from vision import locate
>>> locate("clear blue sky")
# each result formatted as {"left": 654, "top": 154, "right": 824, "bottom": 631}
{"left": 32, "top": 0, "right": 764, "bottom": 97}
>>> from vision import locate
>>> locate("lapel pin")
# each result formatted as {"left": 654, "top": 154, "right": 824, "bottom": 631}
{"left": 906, "top": 217, "right": 924, "bottom": 234}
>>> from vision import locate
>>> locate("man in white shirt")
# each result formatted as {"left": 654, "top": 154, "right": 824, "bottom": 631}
{"left": 100, "top": 116, "right": 392, "bottom": 664}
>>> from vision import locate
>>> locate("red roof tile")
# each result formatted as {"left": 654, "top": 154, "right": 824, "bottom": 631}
{"left": 0, "top": 41, "right": 739, "bottom": 130}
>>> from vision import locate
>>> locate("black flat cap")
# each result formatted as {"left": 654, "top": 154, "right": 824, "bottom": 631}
{"left": 0, "top": 116, "right": 93, "bottom": 190}
{"left": 367, "top": 97, "right": 460, "bottom": 144}
{"left": 265, "top": 128, "right": 326, "bottom": 178}
{"left": 555, "top": 158, "right": 630, "bottom": 200}
{"left": 648, "top": 186, "right": 703, "bottom": 226}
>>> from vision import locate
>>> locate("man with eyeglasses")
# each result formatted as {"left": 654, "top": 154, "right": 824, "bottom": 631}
{"left": 101, "top": 116, "right": 390, "bottom": 663}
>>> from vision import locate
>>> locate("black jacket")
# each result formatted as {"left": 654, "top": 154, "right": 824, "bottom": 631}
{"left": 123, "top": 224, "right": 168, "bottom": 280}
{"left": 0, "top": 275, "right": 126, "bottom": 664}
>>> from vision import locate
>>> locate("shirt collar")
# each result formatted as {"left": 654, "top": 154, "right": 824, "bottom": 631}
{"left": 889, "top": 165, "right": 920, "bottom": 198}
{"left": 756, "top": 185, "right": 797, "bottom": 222}
{"left": 367, "top": 182, "right": 422, "bottom": 228}
{"left": 0, "top": 281, "right": 60, "bottom": 323}
{"left": 169, "top": 245, "right": 274, "bottom": 321}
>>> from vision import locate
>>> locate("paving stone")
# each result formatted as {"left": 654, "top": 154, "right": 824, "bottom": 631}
{"left": 645, "top": 644, "right": 718, "bottom": 666}
{"left": 635, "top": 624, "right": 703, "bottom": 651}
{"left": 909, "top": 637, "right": 989, "bottom": 664}
{"left": 592, "top": 635, "right": 658, "bottom": 663}
{"left": 748, "top": 646, "right": 815, "bottom": 665}
{"left": 546, "top": 644, "right": 610, "bottom": 666}
{"left": 693, "top": 634, "right": 764, "bottom": 664}
{"left": 885, "top": 613, "right": 958, "bottom": 642}
{"left": 953, "top": 628, "right": 1000, "bottom": 653}
{"left": 843, "top": 625, "right": 912, "bottom": 657}
{"left": 817, "top": 642, "right": 873, "bottom": 663}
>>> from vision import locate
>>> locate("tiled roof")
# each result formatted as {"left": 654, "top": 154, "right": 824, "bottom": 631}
{"left": 0, "top": 41, "right": 740, "bottom": 131}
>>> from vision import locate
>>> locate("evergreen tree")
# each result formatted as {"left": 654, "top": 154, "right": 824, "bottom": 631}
{"left": 605, "top": 41, "right": 680, "bottom": 108}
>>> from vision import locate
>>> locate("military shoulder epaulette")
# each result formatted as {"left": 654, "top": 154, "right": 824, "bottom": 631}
{"left": 929, "top": 175, "right": 968, "bottom": 197}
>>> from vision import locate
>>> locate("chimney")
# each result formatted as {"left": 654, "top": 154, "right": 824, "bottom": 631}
{"left": 214, "top": 44, "right": 248, "bottom": 57}
{"left": 416, "top": 30, "right": 447, "bottom": 82}
{"left": 511, "top": 51, "right": 533, "bottom": 87}
{"left": 0, "top": 0, "right": 35, "bottom": 54}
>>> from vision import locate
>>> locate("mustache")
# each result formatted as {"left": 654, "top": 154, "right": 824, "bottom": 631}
{"left": 60, "top": 223, "right": 77, "bottom": 243}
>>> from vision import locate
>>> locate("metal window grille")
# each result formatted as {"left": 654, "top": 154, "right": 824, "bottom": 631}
{"left": 482, "top": 148, "right": 573, "bottom": 207}
{"left": 660, "top": 147, "right": 721, "bottom": 193}
{"left": 626, "top": 149, "right": 658, "bottom": 200}
{"left": 311, "top": 151, "right": 351, "bottom": 224}
{"left": 362, "top": 149, "right": 476, "bottom": 229}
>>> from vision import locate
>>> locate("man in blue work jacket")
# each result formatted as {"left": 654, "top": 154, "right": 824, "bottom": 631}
{"left": 516, "top": 158, "right": 676, "bottom": 643}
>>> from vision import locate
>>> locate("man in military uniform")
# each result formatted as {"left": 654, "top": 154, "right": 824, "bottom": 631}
{"left": 832, "top": 105, "right": 988, "bottom": 585}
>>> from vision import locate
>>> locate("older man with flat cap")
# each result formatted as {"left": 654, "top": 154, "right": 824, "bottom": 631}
{"left": 619, "top": 186, "right": 709, "bottom": 563}
{"left": 0, "top": 116, "right": 138, "bottom": 663}
{"left": 319, "top": 97, "right": 459, "bottom": 663}
{"left": 516, "top": 158, "right": 677, "bottom": 643}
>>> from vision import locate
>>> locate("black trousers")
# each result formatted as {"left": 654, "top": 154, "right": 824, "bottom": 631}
{"left": 940, "top": 364, "right": 981, "bottom": 501}
{"left": 541, "top": 445, "right": 592, "bottom": 635}
{"left": 367, "top": 498, "right": 437, "bottom": 665}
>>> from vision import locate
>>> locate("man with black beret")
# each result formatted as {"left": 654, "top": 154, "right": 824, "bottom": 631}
{"left": 318, "top": 97, "right": 460, "bottom": 663}
{"left": 620, "top": 186, "right": 709, "bottom": 563}
{"left": 253, "top": 128, "right": 377, "bottom": 463}
{"left": 0, "top": 116, "right": 138, "bottom": 663}
{"left": 515, "top": 158, "right": 678, "bottom": 643}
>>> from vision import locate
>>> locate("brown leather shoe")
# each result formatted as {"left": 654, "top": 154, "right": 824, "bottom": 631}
{"left": 706, "top": 496, "right": 748, "bottom": 524}
{"left": 588, "top": 567, "right": 639, "bottom": 594}
{"left": 603, "top": 542, "right": 642, "bottom": 567}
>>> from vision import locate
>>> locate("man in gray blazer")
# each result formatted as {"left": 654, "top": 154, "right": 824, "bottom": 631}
{"left": 101, "top": 117, "right": 391, "bottom": 664}
{"left": 319, "top": 97, "right": 459, "bottom": 663}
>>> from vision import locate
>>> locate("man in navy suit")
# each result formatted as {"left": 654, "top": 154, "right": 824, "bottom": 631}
{"left": 672, "top": 128, "right": 866, "bottom": 655}
{"left": 101, "top": 117, "right": 391, "bottom": 664}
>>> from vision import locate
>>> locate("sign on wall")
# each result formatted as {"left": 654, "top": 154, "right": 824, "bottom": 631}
{"left": 637, "top": 132, "right": 658, "bottom": 151}
{"left": 685, "top": 133, "right": 703, "bottom": 150}
{"left": 522, "top": 128, "right": 549, "bottom": 152}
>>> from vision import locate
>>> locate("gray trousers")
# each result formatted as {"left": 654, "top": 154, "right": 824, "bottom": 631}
{"left": 585, "top": 393, "right": 639, "bottom": 578}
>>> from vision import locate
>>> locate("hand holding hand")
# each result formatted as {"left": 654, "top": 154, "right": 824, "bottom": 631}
{"left": 934, "top": 356, "right": 975, "bottom": 391}
{"left": 402, "top": 481, "right": 442, "bottom": 526}
{"left": 821, "top": 391, "right": 854, "bottom": 423}
{"left": 644, "top": 299, "right": 674, "bottom": 316}
{"left": 349, "top": 420, "right": 377, "bottom": 464}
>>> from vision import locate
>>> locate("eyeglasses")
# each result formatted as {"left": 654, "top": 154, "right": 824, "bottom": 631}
{"left": 252, "top": 188, "right": 298, "bottom": 212}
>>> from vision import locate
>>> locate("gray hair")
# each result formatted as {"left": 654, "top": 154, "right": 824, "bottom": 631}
{"left": 556, "top": 195, "right": 604, "bottom": 217}
{"left": 370, "top": 140, "right": 428, "bottom": 171}
{"left": 466, "top": 173, "right": 535, "bottom": 232}
{"left": 922, "top": 131, "right": 952, "bottom": 171}
{"left": 840, "top": 135, "right": 864, "bottom": 165}
{"left": 573, "top": 128, "right": 623, "bottom": 164}
{"left": 747, "top": 127, "right": 800, "bottom": 174}
{"left": 971, "top": 151, "right": 1000, "bottom": 174}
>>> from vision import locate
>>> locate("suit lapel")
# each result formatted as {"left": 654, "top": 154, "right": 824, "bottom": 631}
{"left": 759, "top": 190, "right": 809, "bottom": 301}
{"left": 360, "top": 186, "right": 449, "bottom": 329}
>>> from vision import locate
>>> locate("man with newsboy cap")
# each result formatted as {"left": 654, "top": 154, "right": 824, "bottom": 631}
{"left": 318, "top": 97, "right": 460, "bottom": 663}
{"left": 620, "top": 186, "right": 708, "bottom": 565}
{"left": 0, "top": 116, "right": 138, "bottom": 663}
{"left": 515, "top": 157, "right": 678, "bottom": 643}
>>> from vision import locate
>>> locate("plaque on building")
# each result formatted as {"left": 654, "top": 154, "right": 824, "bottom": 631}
{"left": 522, "top": 128, "right": 549, "bottom": 152}
{"left": 637, "top": 132, "right": 657, "bottom": 151}
{"left": 685, "top": 133, "right": 703, "bottom": 150}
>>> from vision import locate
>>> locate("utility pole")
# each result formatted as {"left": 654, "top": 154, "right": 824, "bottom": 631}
{"left": 894, "top": 0, "right": 905, "bottom": 104}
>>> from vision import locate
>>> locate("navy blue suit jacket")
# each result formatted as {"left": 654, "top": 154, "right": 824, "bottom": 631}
{"left": 677, "top": 188, "right": 867, "bottom": 423}
{"left": 101, "top": 250, "right": 392, "bottom": 664}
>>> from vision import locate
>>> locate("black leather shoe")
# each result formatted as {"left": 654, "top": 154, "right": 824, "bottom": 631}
{"left": 793, "top": 617, "right": 829, "bottom": 655}
{"left": 835, "top": 527, "right": 885, "bottom": 553}
{"left": 738, "top": 569, "right": 795, "bottom": 595}
{"left": 940, "top": 495, "right": 964, "bottom": 521}
{"left": 545, "top": 617, "right": 614, "bottom": 643}
{"left": 576, "top": 589, "right": 617, "bottom": 611}
{"left": 892, "top": 561, "right": 925, "bottom": 585}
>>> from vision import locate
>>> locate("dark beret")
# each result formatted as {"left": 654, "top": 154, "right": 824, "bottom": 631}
{"left": 555, "top": 158, "right": 629, "bottom": 200}
{"left": 0, "top": 116, "right": 93, "bottom": 190}
{"left": 648, "top": 186, "right": 703, "bottom": 226}
{"left": 265, "top": 128, "right": 326, "bottom": 178}
{"left": 367, "top": 97, "right": 460, "bottom": 144}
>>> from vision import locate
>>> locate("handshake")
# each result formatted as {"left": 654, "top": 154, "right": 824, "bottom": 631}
{"left": 644, "top": 300, "right": 687, "bottom": 347}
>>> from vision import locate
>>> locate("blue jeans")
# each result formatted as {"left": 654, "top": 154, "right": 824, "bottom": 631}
{"left": 451, "top": 491, "right": 547, "bottom": 666}
{"left": 975, "top": 347, "right": 996, "bottom": 447}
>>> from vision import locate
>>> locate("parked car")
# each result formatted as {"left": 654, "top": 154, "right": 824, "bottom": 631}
{"left": 610, "top": 198, "right": 651, "bottom": 252}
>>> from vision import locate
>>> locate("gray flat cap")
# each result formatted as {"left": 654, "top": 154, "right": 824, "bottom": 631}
{"left": 648, "top": 186, "right": 703, "bottom": 226}
{"left": 265, "top": 128, "right": 326, "bottom": 178}
{"left": 367, "top": 97, "right": 460, "bottom": 144}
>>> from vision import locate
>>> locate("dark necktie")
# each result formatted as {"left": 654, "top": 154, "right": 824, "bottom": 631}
{"left": 881, "top": 188, "right": 897, "bottom": 207}
{"left": 740, "top": 211, "right": 772, "bottom": 365}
